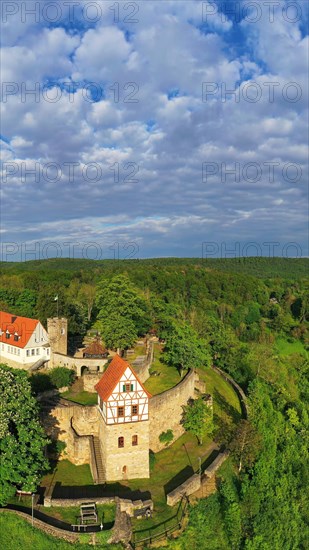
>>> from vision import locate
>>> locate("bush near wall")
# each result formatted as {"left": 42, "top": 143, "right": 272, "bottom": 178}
{"left": 50, "top": 368, "right": 75, "bottom": 389}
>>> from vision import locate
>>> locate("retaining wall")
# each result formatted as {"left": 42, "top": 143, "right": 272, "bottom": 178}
{"left": 167, "top": 474, "right": 201, "bottom": 506}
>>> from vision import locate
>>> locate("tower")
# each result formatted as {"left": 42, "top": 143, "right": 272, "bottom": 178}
{"left": 47, "top": 317, "right": 68, "bottom": 357}
{"left": 95, "top": 355, "right": 151, "bottom": 481}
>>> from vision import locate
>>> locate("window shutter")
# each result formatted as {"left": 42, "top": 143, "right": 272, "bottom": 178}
{"left": 131, "top": 384, "right": 134, "bottom": 391}
{"left": 122, "top": 385, "right": 126, "bottom": 392}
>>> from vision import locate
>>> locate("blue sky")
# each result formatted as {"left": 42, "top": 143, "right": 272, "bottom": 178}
{"left": 0, "top": 0, "right": 308, "bottom": 260}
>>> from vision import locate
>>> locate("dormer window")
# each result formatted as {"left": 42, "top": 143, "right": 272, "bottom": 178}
{"left": 5, "top": 330, "right": 10, "bottom": 339}
{"left": 14, "top": 332, "right": 19, "bottom": 342}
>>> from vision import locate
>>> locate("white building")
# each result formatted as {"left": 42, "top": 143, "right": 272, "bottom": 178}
{"left": 0, "top": 311, "right": 50, "bottom": 368}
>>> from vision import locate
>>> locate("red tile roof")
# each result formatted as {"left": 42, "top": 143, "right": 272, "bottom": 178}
{"left": 0, "top": 311, "right": 39, "bottom": 349}
{"left": 95, "top": 354, "right": 152, "bottom": 401}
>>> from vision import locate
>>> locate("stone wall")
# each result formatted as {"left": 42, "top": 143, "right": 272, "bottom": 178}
{"left": 132, "top": 359, "right": 151, "bottom": 384}
{"left": 82, "top": 373, "right": 102, "bottom": 393}
{"left": 204, "top": 450, "right": 229, "bottom": 478}
{"left": 44, "top": 403, "right": 100, "bottom": 465}
{"left": 149, "top": 369, "right": 197, "bottom": 452}
{"left": 166, "top": 474, "right": 201, "bottom": 506}
{"left": 52, "top": 353, "right": 108, "bottom": 376}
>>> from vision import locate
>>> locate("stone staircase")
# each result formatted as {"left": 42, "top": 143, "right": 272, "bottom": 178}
{"left": 92, "top": 436, "right": 105, "bottom": 484}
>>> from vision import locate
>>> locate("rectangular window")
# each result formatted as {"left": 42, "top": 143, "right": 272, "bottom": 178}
{"left": 132, "top": 435, "right": 138, "bottom": 446}
{"left": 132, "top": 404, "right": 138, "bottom": 416}
{"left": 5, "top": 332, "right": 10, "bottom": 339}
{"left": 26, "top": 350, "right": 30, "bottom": 356}
{"left": 31, "top": 349, "right": 35, "bottom": 356}
{"left": 118, "top": 406, "right": 124, "bottom": 417}
{"left": 118, "top": 436, "right": 124, "bottom": 448}
{"left": 18, "top": 349, "right": 20, "bottom": 355}
{"left": 14, "top": 335, "right": 18, "bottom": 342}
{"left": 36, "top": 348, "right": 40, "bottom": 355}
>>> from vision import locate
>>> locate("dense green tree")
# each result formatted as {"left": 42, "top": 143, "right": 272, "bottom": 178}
{"left": 101, "top": 313, "right": 137, "bottom": 354}
{"left": 0, "top": 366, "right": 49, "bottom": 505}
{"left": 182, "top": 397, "right": 214, "bottom": 445}
{"left": 96, "top": 275, "right": 151, "bottom": 346}
{"left": 164, "top": 322, "right": 211, "bottom": 376}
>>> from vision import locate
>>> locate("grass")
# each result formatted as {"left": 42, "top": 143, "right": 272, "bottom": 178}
{"left": 6, "top": 497, "right": 115, "bottom": 527}
{"left": 41, "top": 460, "right": 94, "bottom": 488}
{"left": 0, "top": 511, "right": 122, "bottom": 550}
{"left": 144, "top": 344, "right": 182, "bottom": 395}
{"left": 61, "top": 391, "right": 98, "bottom": 406}
{"left": 201, "top": 367, "right": 242, "bottom": 419}
{"left": 274, "top": 337, "right": 308, "bottom": 357}
{"left": 127, "top": 344, "right": 147, "bottom": 361}
{"left": 37, "top": 503, "right": 115, "bottom": 526}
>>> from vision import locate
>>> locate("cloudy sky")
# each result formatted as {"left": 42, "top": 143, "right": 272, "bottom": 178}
{"left": 0, "top": 0, "right": 308, "bottom": 260}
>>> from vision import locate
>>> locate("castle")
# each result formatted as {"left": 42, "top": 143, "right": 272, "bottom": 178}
{"left": 0, "top": 311, "right": 199, "bottom": 483}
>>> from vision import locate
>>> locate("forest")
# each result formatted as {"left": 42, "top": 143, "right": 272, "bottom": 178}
{"left": 0, "top": 256, "right": 308, "bottom": 549}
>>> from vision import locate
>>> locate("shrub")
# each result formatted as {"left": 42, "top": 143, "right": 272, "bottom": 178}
{"left": 50, "top": 367, "right": 75, "bottom": 389}
{"left": 30, "top": 373, "right": 54, "bottom": 395}
{"left": 159, "top": 429, "right": 174, "bottom": 446}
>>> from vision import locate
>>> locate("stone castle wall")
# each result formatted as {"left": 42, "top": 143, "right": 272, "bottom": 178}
{"left": 98, "top": 415, "right": 150, "bottom": 481}
{"left": 83, "top": 373, "right": 102, "bottom": 392}
{"left": 44, "top": 403, "right": 100, "bottom": 465}
{"left": 149, "top": 369, "right": 197, "bottom": 452}
{"left": 51, "top": 353, "right": 108, "bottom": 376}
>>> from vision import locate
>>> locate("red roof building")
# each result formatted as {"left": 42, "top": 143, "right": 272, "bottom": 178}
{"left": 0, "top": 310, "right": 50, "bottom": 366}
{"left": 95, "top": 355, "right": 151, "bottom": 424}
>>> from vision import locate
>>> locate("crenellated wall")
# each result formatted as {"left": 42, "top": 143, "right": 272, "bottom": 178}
{"left": 149, "top": 369, "right": 197, "bottom": 452}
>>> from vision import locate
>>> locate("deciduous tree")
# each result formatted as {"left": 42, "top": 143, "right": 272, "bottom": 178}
{"left": 0, "top": 366, "right": 49, "bottom": 505}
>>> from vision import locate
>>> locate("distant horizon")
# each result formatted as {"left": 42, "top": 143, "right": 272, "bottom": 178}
{"left": 1, "top": 255, "right": 308, "bottom": 264}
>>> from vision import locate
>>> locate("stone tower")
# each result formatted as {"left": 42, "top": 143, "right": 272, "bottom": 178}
{"left": 47, "top": 317, "right": 68, "bottom": 357}
{"left": 95, "top": 355, "right": 151, "bottom": 481}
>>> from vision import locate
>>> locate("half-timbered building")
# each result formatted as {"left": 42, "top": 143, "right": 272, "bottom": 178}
{"left": 95, "top": 355, "right": 152, "bottom": 481}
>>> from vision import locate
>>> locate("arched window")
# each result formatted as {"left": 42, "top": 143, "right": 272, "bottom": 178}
{"left": 118, "top": 437, "right": 124, "bottom": 448}
{"left": 132, "top": 435, "right": 138, "bottom": 446}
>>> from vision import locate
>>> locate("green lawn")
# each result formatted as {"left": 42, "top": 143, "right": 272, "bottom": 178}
{"left": 61, "top": 391, "right": 98, "bottom": 406}
{"left": 0, "top": 511, "right": 121, "bottom": 550}
{"left": 38, "top": 503, "right": 115, "bottom": 525}
{"left": 41, "top": 460, "right": 94, "bottom": 488}
{"left": 274, "top": 338, "right": 308, "bottom": 357}
{"left": 201, "top": 367, "right": 242, "bottom": 420}
{"left": 144, "top": 345, "right": 182, "bottom": 395}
